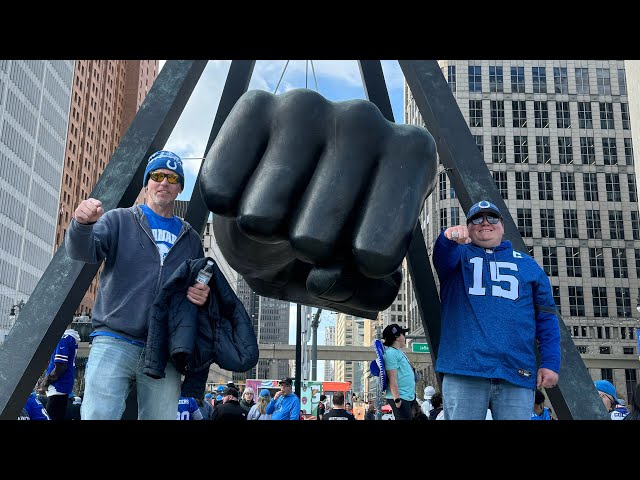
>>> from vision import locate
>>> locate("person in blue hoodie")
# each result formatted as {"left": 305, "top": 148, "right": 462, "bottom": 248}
{"left": 433, "top": 200, "right": 561, "bottom": 420}
{"left": 266, "top": 377, "right": 300, "bottom": 420}
{"left": 66, "top": 150, "right": 210, "bottom": 420}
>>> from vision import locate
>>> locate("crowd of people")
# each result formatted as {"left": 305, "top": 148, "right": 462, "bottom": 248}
{"left": 14, "top": 151, "right": 639, "bottom": 423}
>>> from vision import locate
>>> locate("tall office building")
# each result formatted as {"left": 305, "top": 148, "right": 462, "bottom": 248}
{"left": 0, "top": 60, "right": 74, "bottom": 342}
{"left": 55, "top": 60, "right": 159, "bottom": 316}
{"left": 405, "top": 60, "right": 639, "bottom": 402}
{"left": 335, "top": 313, "right": 366, "bottom": 393}
{"left": 235, "top": 277, "right": 290, "bottom": 381}
{"left": 324, "top": 325, "right": 335, "bottom": 381}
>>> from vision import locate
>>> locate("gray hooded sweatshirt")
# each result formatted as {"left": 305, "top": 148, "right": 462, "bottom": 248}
{"left": 65, "top": 204, "right": 203, "bottom": 344}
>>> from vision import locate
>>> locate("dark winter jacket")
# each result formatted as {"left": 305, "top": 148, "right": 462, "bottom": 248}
{"left": 143, "top": 257, "right": 259, "bottom": 398}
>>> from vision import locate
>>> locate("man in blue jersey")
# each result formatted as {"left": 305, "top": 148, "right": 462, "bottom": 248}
{"left": 433, "top": 200, "right": 561, "bottom": 420}
{"left": 66, "top": 150, "right": 210, "bottom": 420}
{"left": 39, "top": 326, "right": 80, "bottom": 420}
{"left": 177, "top": 396, "right": 204, "bottom": 420}
{"left": 266, "top": 377, "right": 300, "bottom": 420}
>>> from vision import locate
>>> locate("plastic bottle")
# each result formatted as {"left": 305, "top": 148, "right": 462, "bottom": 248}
{"left": 196, "top": 259, "right": 214, "bottom": 285}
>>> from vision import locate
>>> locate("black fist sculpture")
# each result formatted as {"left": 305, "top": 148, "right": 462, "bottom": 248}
{"left": 201, "top": 89, "right": 437, "bottom": 319}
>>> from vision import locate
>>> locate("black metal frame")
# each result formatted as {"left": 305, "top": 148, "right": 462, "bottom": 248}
{"left": 0, "top": 60, "right": 606, "bottom": 420}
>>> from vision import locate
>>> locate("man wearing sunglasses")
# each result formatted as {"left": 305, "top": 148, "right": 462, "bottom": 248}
{"left": 65, "top": 150, "right": 209, "bottom": 420}
{"left": 432, "top": 200, "right": 561, "bottom": 420}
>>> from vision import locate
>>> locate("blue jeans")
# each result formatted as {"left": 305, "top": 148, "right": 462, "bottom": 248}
{"left": 442, "top": 374, "right": 534, "bottom": 420}
{"left": 81, "top": 336, "right": 181, "bottom": 420}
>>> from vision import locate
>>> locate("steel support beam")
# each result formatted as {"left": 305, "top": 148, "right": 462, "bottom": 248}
{"left": 398, "top": 60, "right": 607, "bottom": 420}
{"left": 0, "top": 60, "right": 208, "bottom": 419}
{"left": 185, "top": 60, "right": 256, "bottom": 235}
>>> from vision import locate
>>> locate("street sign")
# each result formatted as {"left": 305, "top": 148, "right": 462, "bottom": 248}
{"left": 411, "top": 343, "right": 430, "bottom": 353}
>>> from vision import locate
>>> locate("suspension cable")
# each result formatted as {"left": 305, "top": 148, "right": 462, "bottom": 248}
{"left": 273, "top": 60, "right": 290, "bottom": 94}
{"left": 310, "top": 60, "right": 319, "bottom": 92}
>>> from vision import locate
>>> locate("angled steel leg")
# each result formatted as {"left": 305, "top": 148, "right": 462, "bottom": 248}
{"left": 398, "top": 60, "right": 606, "bottom": 420}
{"left": 0, "top": 60, "right": 208, "bottom": 419}
{"left": 185, "top": 60, "right": 256, "bottom": 235}
{"left": 358, "top": 60, "right": 443, "bottom": 385}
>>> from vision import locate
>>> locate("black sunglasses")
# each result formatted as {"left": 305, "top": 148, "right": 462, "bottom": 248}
{"left": 468, "top": 214, "right": 501, "bottom": 225}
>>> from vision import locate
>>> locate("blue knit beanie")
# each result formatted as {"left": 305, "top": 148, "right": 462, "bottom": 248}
{"left": 143, "top": 150, "right": 184, "bottom": 189}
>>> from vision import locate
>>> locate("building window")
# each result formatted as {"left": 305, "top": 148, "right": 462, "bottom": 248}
{"left": 580, "top": 137, "right": 596, "bottom": 165}
{"left": 586, "top": 209, "right": 602, "bottom": 239}
{"left": 514, "top": 136, "right": 529, "bottom": 163}
{"left": 568, "top": 286, "right": 585, "bottom": 316}
{"left": 532, "top": 66, "right": 547, "bottom": 93}
{"left": 534, "top": 101, "right": 549, "bottom": 128}
{"left": 602, "top": 138, "right": 617, "bottom": 166}
{"left": 574, "top": 68, "right": 591, "bottom": 94}
{"left": 612, "top": 248, "right": 628, "bottom": 278}
{"left": 624, "top": 138, "right": 634, "bottom": 165}
{"left": 512, "top": 100, "right": 527, "bottom": 128}
{"left": 556, "top": 101, "right": 571, "bottom": 128}
{"left": 636, "top": 250, "right": 640, "bottom": 278}
{"left": 563, "top": 209, "right": 579, "bottom": 238}
{"left": 623, "top": 347, "right": 634, "bottom": 355}
{"left": 618, "top": 68, "right": 627, "bottom": 96}
{"left": 560, "top": 172, "right": 576, "bottom": 200}
{"left": 511, "top": 66, "right": 525, "bottom": 93}
{"left": 451, "top": 207, "right": 460, "bottom": 226}
{"left": 621, "top": 103, "right": 630, "bottom": 130}
{"left": 566, "top": 247, "right": 582, "bottom": 277}
{"left": 553, "top": 285, "right": 561, "bottom": 310}
{"left": 601, "top": 368, "right": 613, "bottom": 381}
{"left": 577, "top": 345, "right": 588, "bottom": 354}
{"left": 517, "top": 208, "right": 533, "bottom": 237}
{"left": 473, "top": 134, "right": 484, "bottom": 154}
{"left": 605, "top": 173, "right": 621, "bottom": 202}
{"left": 439, "top": 208, "right": 448, "bottom": 230}
{"left": 542, "top": 246, "right": 558, "bottom": 276}
{"left": 553, "top": 67, "right": 569, "bottom": 94}
{"left": 621, "top": 327, "right": 628, "bottom": 340}
{"left": 609, "top": 210, "right": 624, "bottom": 240}
{"left": 596, "top": 68, "right": 611, "bottom": 95}
{"left": 592, "top": 287, "right": 608, "bottom": 317}
{"left": 491, "top": 135, "right": 506, "bottom": 163}
{"left": 615, "top": 287, "right": 632, "bottom": 317}
{"left": 583, "top": 173, "right": 599, "bottom": 201}
{"left": 538, "top": 171, "right": 553, "bottom": 200}
{"left": 490, "top": 100, "right": 505, "bottom": 127}
{"left": 577, "top": 102, "right": 593, "bottom": 129}
{"left": 540, "top": 209, "right": 556, "bottom": 238}
{"left": 536, "top": 136, "right": 551, "bottom": 164}
{"left": 600, "top": 346, "right": 611, "bottom": 354}
{"left": 605, "top": 327, "right": 611, "bottom": 339}
{"left": 558, "top": 136, "right": 573, "bottom": 164}
{"left": 631, "top": 211, "right": 640, "bottom": 240}
{"left": 468, "top": 65, "right": 482, "bottom": 93}
{"left": 469, "top": 100, "right": 483, "bottom": 127}
{"left": 489, "top": 65, "right": 503, "bottom": 93}
{"left": 493, "top": 171, "right": 508, "bottom": 199}
{"left": 439, "top": 172, "right": 447, "bottom": 200}
{"left": 448, "top": 65, "right": 456, "bottom": 94}
{"left": 590, "top": 247, "right": 605, "bottom": 277}
{"left": 599, "top": 102, "right": 615, "bottom": 130}
{"left": 515, "top": 172, "right": 530, "bottom": 199}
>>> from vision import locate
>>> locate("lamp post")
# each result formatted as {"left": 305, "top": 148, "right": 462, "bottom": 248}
{"left": 310, "top": 308, "right": 322, "bottom": 381}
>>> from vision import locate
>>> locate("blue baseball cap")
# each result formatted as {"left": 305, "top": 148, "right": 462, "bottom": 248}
{"left": 216, "top": 385, "right": 225, "bottom": 393}
{"left": 216, "top": 395, "right": 223, "bottom": 401}
{"left": 467, "top": 200, "right": 502, "bottom": 223}
{"left": 143, "top": 150, "right": 184, "bottom": 189}
{"left": 259, "top": 389, "right": 271, "bottom": 397}
{"left": 594, "top": 380, "right": 619, "bottom": 403}
{"left": 205, "top": 393, "right": 213, "bottom": 399}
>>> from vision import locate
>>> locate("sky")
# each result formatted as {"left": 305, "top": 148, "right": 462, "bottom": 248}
{"left": 158, "top": 60, "right": 406, "bottom": 376}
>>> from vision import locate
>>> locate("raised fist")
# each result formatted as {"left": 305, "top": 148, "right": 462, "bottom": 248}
{"left": 74, "top": 198, "right": 104, "bottom": 225}
{"left": 200, "top": 89, "right": 437, "bottom": 318}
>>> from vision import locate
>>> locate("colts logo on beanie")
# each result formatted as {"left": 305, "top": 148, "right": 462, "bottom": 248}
{"left": 143, "top": 150, "right": 184, "bottom": 189}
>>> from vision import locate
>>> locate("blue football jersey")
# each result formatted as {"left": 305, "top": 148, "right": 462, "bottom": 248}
{"left": 177, "top": 396, "right": 204, "bottom": 420}
{"left": 44, "top": 330, "right": 79, "bottom": 394}
{"left": 18, "top": 392, "right": 51, "bottom": 420}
